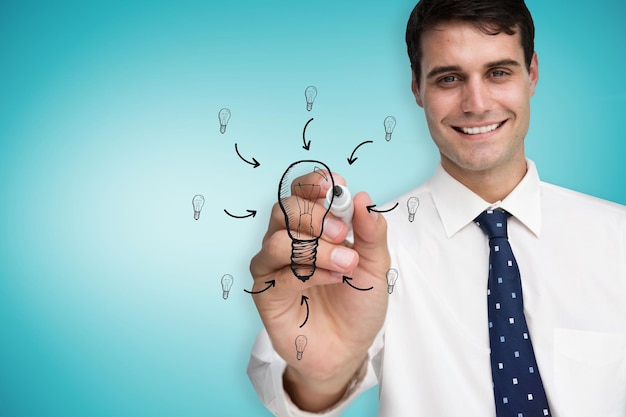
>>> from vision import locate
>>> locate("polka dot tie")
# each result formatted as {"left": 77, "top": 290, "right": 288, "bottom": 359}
{"left": 475, "top": 209, "right": 551, "bottom": 417}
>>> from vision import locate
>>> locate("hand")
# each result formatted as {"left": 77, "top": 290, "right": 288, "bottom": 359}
{"left": 249, "top": 170, "right": 389, "bottom": 411}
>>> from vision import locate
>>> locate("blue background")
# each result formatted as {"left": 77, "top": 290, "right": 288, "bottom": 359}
{"left": 1, "top": 1, "right": 625, "bottom": 416}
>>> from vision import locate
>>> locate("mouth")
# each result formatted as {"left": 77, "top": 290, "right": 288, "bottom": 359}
{"left": 453, "top": 120, "right": 506, "bottom": 136}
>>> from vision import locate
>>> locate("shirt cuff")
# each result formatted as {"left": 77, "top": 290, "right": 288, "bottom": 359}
{"left": 283, "top": 356, "right": 369, "bottom": 416}
{"left": 247, "top": 328, "right": 378, "bottom": 417}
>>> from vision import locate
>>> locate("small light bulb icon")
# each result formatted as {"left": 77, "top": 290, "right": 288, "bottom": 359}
{"left": 304, "top": 86, "right": 317, "bottom": 111}
{"left": 221, "top": 274, "right": 234, "bottom": 300}
{"left": 407, "top": 196, "right": 419, "bottom": 222}
{"left": 192, "top": 194, "right": 205, "bottom": 220}
{"left": 384, "top": 116, "right": 396, "bottom": 141}
{"left": 295, "top": 335, "right": 308, "bottom": 360}
{"left": 278, "top": 160, "right": 335, "bottom": 282}
{"left": 218, "top": 108, "right": 231, "bottom": 134}
{"left": 386, "top": 268, "right": 399, "bottom": 294}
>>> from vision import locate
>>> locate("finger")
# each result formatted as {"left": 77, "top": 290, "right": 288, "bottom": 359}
{"left": 264, "top": 197, "right": 350, "bottom": 245}
{"left": 266, "top": 197, "right": 326, "bottom": 242}
{"left": 351, "top": 192, "right": 390, "bottom": 274}
{"left": 288, "top": 171, "right": 346, "bottom": 201}
{"left": 251, "top": 230, "right": 359, "bottom": 288}
{"left": 266, "top": 170, "right": 348, "bottom": 243}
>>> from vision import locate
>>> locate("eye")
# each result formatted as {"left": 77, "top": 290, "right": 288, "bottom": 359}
{"left": 438, "top": 75, "right": 458, "bottom": 85}
{"left": 491, "top": 70, "right": 507, "bottom": 78}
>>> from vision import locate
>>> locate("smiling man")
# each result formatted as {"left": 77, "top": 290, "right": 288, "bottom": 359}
{"left": 414, "top": 18, "right": 537, "bottom": 204}
{"left": 247, "top": 1, "right": 626, "bottom": 416}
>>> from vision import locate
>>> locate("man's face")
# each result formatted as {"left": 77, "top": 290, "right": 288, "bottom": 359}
{"left": 413, "top": 20, "right": 538, "bottom": 182}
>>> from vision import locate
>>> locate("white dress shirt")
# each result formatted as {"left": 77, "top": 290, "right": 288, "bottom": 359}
{"left": 247, "top": 160, "right": 626, "bottom": 417}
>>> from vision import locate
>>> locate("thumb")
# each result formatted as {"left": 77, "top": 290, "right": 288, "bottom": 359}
{"left": 351, "top": 191, "right": 389, "bottom": 272}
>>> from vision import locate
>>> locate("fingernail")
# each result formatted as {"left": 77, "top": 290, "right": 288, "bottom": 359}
{"left": 323, "top": 217, "right": 344, "bottom": 240}
{"left": 331, "top": 246, "right": 356, "bottom": 269}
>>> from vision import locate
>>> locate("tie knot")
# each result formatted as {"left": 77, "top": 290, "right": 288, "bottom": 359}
{"left": 474, "top": 209, "right": 511, "bottom": 239}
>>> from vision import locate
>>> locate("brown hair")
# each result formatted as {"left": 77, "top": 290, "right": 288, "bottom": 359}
{"left": 406, "top": 0, "right": 535, "bottom": 86}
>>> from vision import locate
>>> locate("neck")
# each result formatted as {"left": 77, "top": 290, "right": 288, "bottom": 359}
{"left": 441, "top": 156, "right": 528, "bottom": 203}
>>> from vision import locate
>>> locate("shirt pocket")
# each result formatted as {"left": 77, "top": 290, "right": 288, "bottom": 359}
{"left": 553, "top": 328, "right": 626, "bottom": 417}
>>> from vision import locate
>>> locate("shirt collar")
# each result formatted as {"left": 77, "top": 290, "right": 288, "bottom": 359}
{"left": 429, "top": 159, "right": 542, "bottom": 238}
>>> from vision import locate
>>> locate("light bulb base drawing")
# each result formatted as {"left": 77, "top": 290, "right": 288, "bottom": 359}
{"left": 387, "top": 284, "right": 395, "bottom": 294}
{"left": 220, "top": 124, "right": 227, "bottom": 134}
{"left": 290, "top": 239, "right": 318, "bottom": 282}
{"left": 385, "top": 132, "right": 392, "bottom": 141}
{"left": 222, "top": 290, "right": 230, "bottom": 300}
{"left": 194, "top": 210, "right": 201, "bottom": 220}
{"left": 306, "top": 103, "right": 313, "bottom": 112}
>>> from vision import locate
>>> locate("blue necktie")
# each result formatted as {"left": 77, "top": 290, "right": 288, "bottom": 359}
{"left": 475, "top": 209, "right": 551, "bottom": 417}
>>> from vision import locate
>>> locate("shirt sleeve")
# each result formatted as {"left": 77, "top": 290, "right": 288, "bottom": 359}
{"left": 246, "top": 328, "right": 383, "bottom": 417}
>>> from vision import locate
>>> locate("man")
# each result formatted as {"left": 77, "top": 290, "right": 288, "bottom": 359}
{"left": 247, "top": 0, "right": 626, "bottom": 416}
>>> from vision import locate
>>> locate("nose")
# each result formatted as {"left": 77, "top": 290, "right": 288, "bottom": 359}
{"left": 461, "top": 77, "right": 492, "bottom": 114}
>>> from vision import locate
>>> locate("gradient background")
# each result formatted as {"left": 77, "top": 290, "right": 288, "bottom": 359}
{"left": 1, "top": 1, "right": 625, "bottom": 416}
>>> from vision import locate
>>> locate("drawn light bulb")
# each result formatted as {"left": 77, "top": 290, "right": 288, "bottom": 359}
{"left": 304, "top": 86, "right": 317, "bottom": 111}
{"left": 386, "top": 268, "right": 399, "bottom": 294}
{"left": 192, "top": 194, "right": 205, "bottom": 220}
{"left": 218, "top": 108, "right": 231, "bottom": 134}
{"left": 384, "top": 116, "right": 397, "bottom": 141}
{"left": 407, "top": 196, "right": 419, "bottom": 222}
{"left": 278, "top": 160, "right": 334, "bottom": 282}
{"left": 295, "top": 335, "right": 308, "bottom": 360}
{"left": 221, "top": 274, "right": 234, "bottom": 300}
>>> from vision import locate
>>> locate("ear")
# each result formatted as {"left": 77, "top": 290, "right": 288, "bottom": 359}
{"left": 528, "top": 52, "right": 539, "bottom": 97}
{"left": 411, "top": 71, "right": 424, "bottom": 108}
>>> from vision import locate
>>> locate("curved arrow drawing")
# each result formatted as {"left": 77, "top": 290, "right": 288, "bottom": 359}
{"left": 342, "top": 276, "right": 374, "bottom": 292}
{"left": 235, "top": 143, "right": 260, "bottom": 168}
{"left": 299, "top": 295, "right": 310, "bottom": 328}
{"left": 224, "top": 209, "right": 257, "bottom": 219}
{"left": 302, "top": 118, "right": 314, "bottom": 150}
{"left": 366, "top": 202, "right": 399, "bottom": 214}
{"left": 244, "top": 280, "right": 276, "bottom": 294}
{"left": 347, "top": 140, "right": 373, "bottom": 165}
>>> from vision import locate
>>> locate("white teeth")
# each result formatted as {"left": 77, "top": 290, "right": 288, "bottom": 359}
{"left": 460, "top": 122, "right": 501, "bottom": 135}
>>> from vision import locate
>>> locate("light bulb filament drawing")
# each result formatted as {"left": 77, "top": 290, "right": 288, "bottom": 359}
{"left": 192, "top": 194, "right": 205, "bottom": 220}
{"left": 304, "top": 86, "right": 317, "bottom": 111}
{"left": 278, "top": 160, "right": 335, "bottom": 282}
{"left": 293, "top": 182, "right": 317, "bottom": 237}
{"left": 218, "top": 108, "right": 231, "bottom": 134}
{"left": 221, "top": 274, "right": 234, "bottom": 300}
{"left": 295, "top": 335, "right": 308, "bottom": 360}
{"left": 384, "top": 116, "right": 396, "bottom": 141}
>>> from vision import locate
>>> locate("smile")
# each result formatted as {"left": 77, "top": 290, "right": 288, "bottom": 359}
{"left": 453, "top": 121, "right": 505, "bottom": 135}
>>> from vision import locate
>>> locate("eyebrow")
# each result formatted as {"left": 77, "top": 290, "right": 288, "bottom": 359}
{"left": 426, "top": 59, "right": 522, "bottom": 80}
